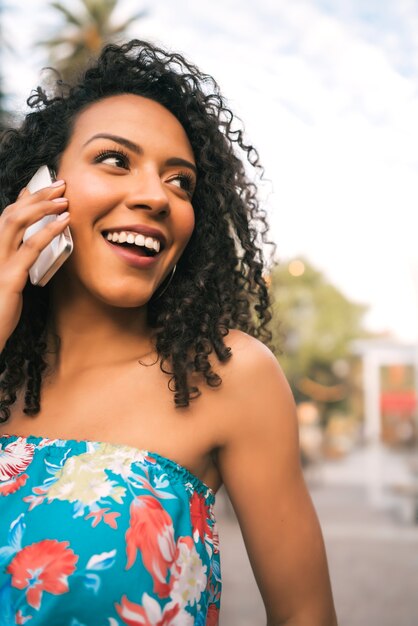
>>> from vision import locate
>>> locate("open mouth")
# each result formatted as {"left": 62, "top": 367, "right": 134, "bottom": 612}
{"left": 102, "top": 230, "right": 163, "bottom": 257}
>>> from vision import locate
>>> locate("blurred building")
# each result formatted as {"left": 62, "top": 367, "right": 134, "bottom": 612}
{"left": 349, "top": 339, "right": 418, "bottom": 519}
{"left": 352, "top": 338, "right": 417, "bottom": 448}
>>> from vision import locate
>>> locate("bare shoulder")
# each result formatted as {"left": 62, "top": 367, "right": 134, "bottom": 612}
{"left": 213, "top": 332, "right": 337, "bottom": 625}
{"left": 214, "top": 329, "right": 295, "bottom": 435}
{"left": 219, "top": 328, "right": 284, "bottom": 379}
{"left": 222, "top": 327, "right": 275, "bottom": 357}
{"left": 214, "top": 327, "right": 299, "bottom": 477}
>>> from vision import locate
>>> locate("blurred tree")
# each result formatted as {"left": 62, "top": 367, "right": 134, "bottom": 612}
{"left": 270, "top": 257, "right": 372, "bottom": 419}
{"left": 38, "top": 0, "right": 147, "bottom": 81}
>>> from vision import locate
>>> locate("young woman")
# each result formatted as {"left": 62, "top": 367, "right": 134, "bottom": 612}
{"left": 0, "top": 40, "right": 337, "bottom": 625}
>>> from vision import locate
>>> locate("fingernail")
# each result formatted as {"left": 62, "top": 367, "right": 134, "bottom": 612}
{"left": 52, "top": 197, "right": 68, "bottom": 203}
{"left": 56, "top": 211, "right": 70, "bottom": 221}
{"left": 51, "top": 179, "right": 65, "bottom": 187}
{"left": 18, "top": 187, "right": 26, "bottom": 198}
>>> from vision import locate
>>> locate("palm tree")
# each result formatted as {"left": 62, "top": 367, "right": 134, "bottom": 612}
{"left": 39, "top": 0, "right": 148, "bottom": 81}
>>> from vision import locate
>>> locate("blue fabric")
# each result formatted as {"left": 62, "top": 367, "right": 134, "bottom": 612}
{"left": 0, "top": 435, "right": 221, "bottom": 625}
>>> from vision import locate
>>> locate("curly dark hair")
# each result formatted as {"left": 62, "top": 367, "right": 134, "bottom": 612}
{"left": 0, "top": 39, "right": 275, "bottom": 421}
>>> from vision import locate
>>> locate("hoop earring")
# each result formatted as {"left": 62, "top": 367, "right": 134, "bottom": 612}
{"left": 152, "top": 265, "right": 177, "bottom": 300}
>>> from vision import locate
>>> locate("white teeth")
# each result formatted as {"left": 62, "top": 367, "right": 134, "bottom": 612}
{"left": 145, "top": 237, "right": 154, "bottom": 250}
{"left": 105, "top": 230, "right": 161, "bottom": 252}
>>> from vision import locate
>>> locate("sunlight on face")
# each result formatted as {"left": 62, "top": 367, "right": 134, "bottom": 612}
{"left": 55, "top": 94, "right": 196, "bottom": 308}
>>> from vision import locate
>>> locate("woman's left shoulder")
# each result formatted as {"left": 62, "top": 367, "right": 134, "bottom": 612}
{"left": 216, "top": 329, "right": 295, "bottom": 426}
{"left": 215, "top": 339, "right": 337, "bottom": 626}
{"left": 221, "top": 329, "right": 289, "bottom": 391}
{"left": 223, "top": 327, "right": 275, "bottom": 357}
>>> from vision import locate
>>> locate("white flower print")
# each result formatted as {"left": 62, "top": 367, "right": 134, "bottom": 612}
{"left": 46, "top": 451, "right": 125, "bottom": 506}
{"left": 170, "top": 537, "right": 207, "bottom": 608}
{"left": 96, "top": 445, "right": 149, "bottom": 480}
{"left": 116, "top": 593, "right": 194, "bottom": 626}
{"left": 0, "top": 440, "right": 35, "bottom": 482}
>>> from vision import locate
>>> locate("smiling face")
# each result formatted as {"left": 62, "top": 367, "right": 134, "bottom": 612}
{"left": 55, "top": 94, "right": 196, "bottom": 308}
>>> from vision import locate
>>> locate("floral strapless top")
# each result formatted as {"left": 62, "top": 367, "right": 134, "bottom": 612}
{"left": 0, "top": 435, "right": 221, "bottom": 626}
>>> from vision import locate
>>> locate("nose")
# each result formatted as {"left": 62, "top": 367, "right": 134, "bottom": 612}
{"left": 124, "top": 169, "right": 170, "bottom": 217}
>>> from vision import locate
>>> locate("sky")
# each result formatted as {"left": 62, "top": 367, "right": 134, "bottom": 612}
{"left": 1, "top": 0, "right": 418, "bottom": 343}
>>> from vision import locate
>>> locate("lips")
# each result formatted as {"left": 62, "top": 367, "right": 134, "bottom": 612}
{"left": 103, "top": 237, "right": 161, "bottom": 268}
{"left": 102, "top": 224, "right": 166, "bottom": 269}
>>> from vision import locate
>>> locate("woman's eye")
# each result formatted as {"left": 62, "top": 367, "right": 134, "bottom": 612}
{"left": 94, "top": 150, "right": 129, "bottom": 169}
{"left": 168, "top": 173, "right": 195, "bottom": 196}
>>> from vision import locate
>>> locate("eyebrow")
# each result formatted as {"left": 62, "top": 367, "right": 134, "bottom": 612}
{"left": 83, "top": 133, "right": 197, "bottom": 174}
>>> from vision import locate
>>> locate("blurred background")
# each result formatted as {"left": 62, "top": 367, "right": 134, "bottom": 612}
{"left": 1, "top": 1, "right": 418, "bottom": 624}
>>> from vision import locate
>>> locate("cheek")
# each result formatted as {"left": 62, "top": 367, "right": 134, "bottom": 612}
{"left": 178, "top": 207, "right": 195, "bottom": 245}
{"left": 64, "top": 173, "right": 118, "bottom": 225}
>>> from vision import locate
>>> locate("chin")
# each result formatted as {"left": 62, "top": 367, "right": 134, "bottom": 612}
{"left": 56, "top": 268, "right": 157, "bottom": 309}
{"left": 94, "top": 283, "right": 156, "bottom": 309}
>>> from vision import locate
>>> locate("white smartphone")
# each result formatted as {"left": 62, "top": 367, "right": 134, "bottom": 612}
{"left": 23, "top": 165, "right": 73, "bottom": 287}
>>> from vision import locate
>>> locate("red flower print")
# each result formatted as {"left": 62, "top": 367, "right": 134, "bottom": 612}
{"left": 126, "top": 496, "right": 176, "bottom": 597}
{"left": 116, "top": 593, "right": 185, "bottom": 626}
{"left": 0, "top": 473, "right": 28, "bottom": 496}
{"left": 190, "top": 492, "right": 211, "bottom": 543}
{"left": 85, "top": 507, "right": 120, "bottom": 529}
{"left": 7, "top": 539, "right": 78, "bottom": 610}
{"left": 0, "top": 440, "right": 34, "bottom": 481}
{"left": 23, "top": 486, "right": 48, "bottom": 511}
{"left": 15, "top": 610, "right": 32, "bottom": 624}
{"left": 206, "top": 603, "right": 219, "bottom": 626}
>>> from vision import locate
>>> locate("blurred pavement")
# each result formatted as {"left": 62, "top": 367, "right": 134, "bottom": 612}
{"left": 214, "top": 446, "right": 418, "bottom": 626}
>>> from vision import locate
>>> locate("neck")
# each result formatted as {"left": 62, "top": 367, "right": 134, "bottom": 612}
{"left": 47, "top": 281, "right": 155, "bottom": 376}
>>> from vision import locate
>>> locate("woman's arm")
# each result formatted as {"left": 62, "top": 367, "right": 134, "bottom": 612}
{"left": 217, "top": 331, "right": 338, "bottom": 626}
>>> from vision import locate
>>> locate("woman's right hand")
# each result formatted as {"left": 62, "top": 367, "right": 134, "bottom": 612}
{"left": 0, "top": 181, "right": 70, "bottom": 352}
